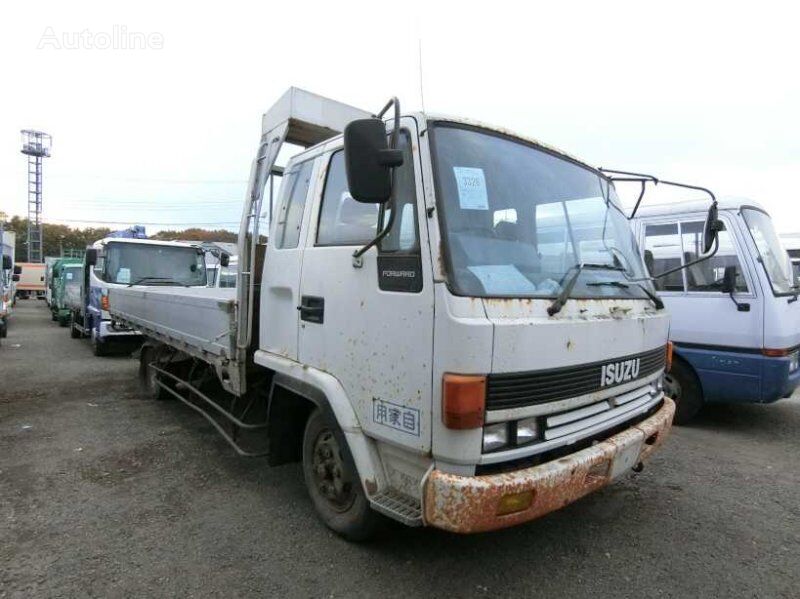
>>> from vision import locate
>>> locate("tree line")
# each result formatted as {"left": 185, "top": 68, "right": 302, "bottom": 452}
{"left": 2, "top": 217, "right": 237, "bottom": 260}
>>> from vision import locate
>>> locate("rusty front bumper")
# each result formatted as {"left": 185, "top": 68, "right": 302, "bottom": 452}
{"left": 423, "top": 398, "right": 675, "bottom": 533}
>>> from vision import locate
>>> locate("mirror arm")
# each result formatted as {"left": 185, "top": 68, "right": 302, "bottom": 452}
{"left": 352, "top": 191, "right": 397, "bottom": 266}
{"left": 727, "top": 289, "right": 750, "bottom": 312}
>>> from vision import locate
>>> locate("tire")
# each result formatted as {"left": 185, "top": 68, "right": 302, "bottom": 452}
{"left": 91, "top": 330, "right": 108, "bottom": 357}
{"left": 0, "top": 322, "right": 6, "bottom": 338}
{"left": 664, "top": 358, "right": 703, "bottom": 425}
{"left": 51, "top": 312, "right": 58, "bottom": 322}
{"left": 302, "top": 409, "right": 378, "bottom": 541}
{"left": 70, "top": 316, "right": 81, "bottom": 339}
{"left": 58, "top": 314, "right": 68, "bottom": 327}
{"left": 139, "top": 345, "right": 167, "bottom": 400}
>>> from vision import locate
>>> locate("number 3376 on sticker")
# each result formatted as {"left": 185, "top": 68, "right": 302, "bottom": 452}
{"left": 453, "top": 166, "right": 488, "bottom": 210}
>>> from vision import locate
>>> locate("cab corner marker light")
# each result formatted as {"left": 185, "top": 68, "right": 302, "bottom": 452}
{"left": 496, "top": 490, "right": 535, "bottom": 516}
{"left": 442, "top": 373, "right": 486, "bottom": 429}
{"left": 762, "top": 347, "right": 789, "bottom": 357}
{"left": 665, "top": 341, "right": 674, "bottom": 372}
{"left": 100, "top": 293, "right": 110, "bottom": 311}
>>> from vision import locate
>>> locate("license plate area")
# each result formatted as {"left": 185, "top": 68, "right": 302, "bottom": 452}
{"left": 609, "top": 434, "right": 644, "bottom": 480}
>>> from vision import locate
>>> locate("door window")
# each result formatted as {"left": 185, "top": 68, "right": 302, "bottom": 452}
{"left": 317, "top": 151, "right": 380, "bottom": 246}
{"left": 642, "top": 220, "right": 748, "bottom": 292}
{"left": 643, "top": 223, "right": 684, "bottom": 291}
{"left": 274, "top": 160, "right": 314, "bottom": 250}
{"left": 681, "top": 220, "right": 747, "bottom": 292}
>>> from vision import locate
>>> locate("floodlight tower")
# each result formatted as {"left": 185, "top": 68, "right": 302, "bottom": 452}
{"left": 20, "top": 129, "right": 52, "bottom": 263}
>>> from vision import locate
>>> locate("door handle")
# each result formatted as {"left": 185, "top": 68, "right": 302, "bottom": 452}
{"left": 298, "top": 295, "right": 324, "bottom": 324}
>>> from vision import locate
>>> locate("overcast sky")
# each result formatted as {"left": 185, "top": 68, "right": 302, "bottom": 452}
{"left": 1, "top": 0, "right": 798, "bottom": 235}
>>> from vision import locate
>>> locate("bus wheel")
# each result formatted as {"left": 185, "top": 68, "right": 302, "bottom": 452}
{"left": 664, "top": 358, "right": 703, "bottom": 425}
{"left": 302, "top": 409, "right": 377, "bottom": 541}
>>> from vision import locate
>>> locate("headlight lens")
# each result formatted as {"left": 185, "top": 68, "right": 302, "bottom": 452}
{"left": 482, "top": 423, "right": 509, "bottom": 452}
{"left": 516, "top": 417, "right": 539, "bottom": 445}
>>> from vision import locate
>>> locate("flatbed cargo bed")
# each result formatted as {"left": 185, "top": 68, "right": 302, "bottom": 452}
{"left": 109, "top": 286, "right": 237, "bottom": 362}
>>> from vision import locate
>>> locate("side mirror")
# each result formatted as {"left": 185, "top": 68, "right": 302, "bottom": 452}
{"left": 12, "top": 274, "right": 20, "bottom": 282}
{"left": 219, "top": 253, "right": 230, "bottom": 268}
{"left": 85, "top": 248, "right": 98, "bottom": 266}
{"left": 721, "top": 265, "right": 737, "bottom": 294}
{"left": 2, "top": 255, "right": 11, "bottom": 270}
{"left": 721, "top": 264, "right": 750, "bottom": 312}
{"left": 13, "top": 265, "right": 22, "bottom": 275}
{"left": 703, "top": 203, "right": 722, "bottom": 254}
{"left": 343, "top": 118, "right": 403, "bottom": 203}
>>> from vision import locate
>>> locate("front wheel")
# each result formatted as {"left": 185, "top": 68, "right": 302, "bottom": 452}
{"left": 302, "top": 409, "right": 378, "bottom": 541}
{"left": 139, "top": 345, "right": 167, "bottom": 400}
{"left": 664, "top": 358, "right": 703, "bottom": 424}
{"left": 91, "top": 330, "right": 108, "bottom": 357}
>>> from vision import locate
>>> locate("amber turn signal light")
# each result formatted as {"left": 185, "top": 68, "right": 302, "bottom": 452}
{"left": 442, "top": 374, "right": 486, "bottom": 429}
{"left": 665, "top": 341, "right": 673, "bottom": 372}
{"left": 100, "top": 294, "right": 110, "bottom": 311}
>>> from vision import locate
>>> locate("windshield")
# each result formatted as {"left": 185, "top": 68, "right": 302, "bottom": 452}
{"left": 430, "top": 124, "right": 651, "bottom": 299}
{"left": 101, "top": 242, "right": 206, "bottom": 286}
{"left": 742, "top": 208, "right": 795, "bottom": 295}
{"left": 64, "top": 266, "right": 82, "bottom": 289}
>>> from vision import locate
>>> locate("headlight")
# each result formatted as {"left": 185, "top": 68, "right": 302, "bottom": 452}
{"left": 789, "top": 351, "right": 799, "bottom": 372}
{"left": 516, "top": 417, "right": 539, "bottom": 445}
{"left": 482, "top": 423, "right": 509, "bottom": 452}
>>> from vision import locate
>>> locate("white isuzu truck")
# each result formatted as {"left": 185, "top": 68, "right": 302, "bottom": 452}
{"left": 108, "top": 88, "right": 720, "bottom": 539}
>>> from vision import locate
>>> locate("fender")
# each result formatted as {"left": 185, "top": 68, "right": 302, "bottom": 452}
{"left": 254, "top": 349, "right": 388, "bottom": 497}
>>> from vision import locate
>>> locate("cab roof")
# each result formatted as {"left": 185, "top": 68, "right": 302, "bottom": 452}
{"left": 634, "top": 196, "right": 768, "bottom": 219}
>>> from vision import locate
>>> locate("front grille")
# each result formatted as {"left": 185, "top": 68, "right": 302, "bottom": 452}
{"left": 486, "top": 346, "right": 665, "bottom": 410}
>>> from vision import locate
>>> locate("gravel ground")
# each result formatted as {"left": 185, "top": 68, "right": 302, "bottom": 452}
{"left": 2, "top": 301, "right": 799, "bottom": 598}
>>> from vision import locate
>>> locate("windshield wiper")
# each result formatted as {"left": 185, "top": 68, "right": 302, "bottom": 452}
{"left": 586, "top": 279, "right": 664, "bottom": 310}
{"left": 127, "top": 276, "right": 190, "bottom": 287}
{"left": 548, "top": 263, "right": 625, "bottom": 316}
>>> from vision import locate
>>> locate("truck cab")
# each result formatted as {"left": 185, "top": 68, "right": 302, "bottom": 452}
{"left": 110, "top": 89, "right": 727, "bottom": 539}
{"left": 634, "top": 199, "right": 800, "bottom": 422}
{"left": 75, "top": 237, "right": 208, "bottom": 355}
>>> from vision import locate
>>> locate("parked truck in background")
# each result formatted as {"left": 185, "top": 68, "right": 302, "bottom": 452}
{"left": 49, "top": 259, "right": 82, "bottom": 323}
{"left": 15, "top": 262, "right": 46, "bottom": 300}
{"left": 72, "top": 235, "right": 209, "bottom": 355}
{"left": 779, "top": 233, "right": 800, "bottom": 283}
{"left": 634, "top": 199, "right": 800, "bottom": 422}
{"left": 108, "top": 88, "right": 721, "bottom": 539}
{"left": 53, "top": 261, "right": 83, "bottom": 327}
{"left": 1, "top": 230, "right": 18, "bottom": 339}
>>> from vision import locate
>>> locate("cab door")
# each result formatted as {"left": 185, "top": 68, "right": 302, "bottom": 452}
{"left": 640, "top": 212, "right": 764, "bottom": 398}
{"left": 297, "top": 120, "right": 434, "bottom": 452}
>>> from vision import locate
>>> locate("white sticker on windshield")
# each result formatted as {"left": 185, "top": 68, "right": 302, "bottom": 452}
{"left": 66, "top": 272, "right": 74, "bottom": 280}
{"left": 117, "top": 268, "right": 131, "bottom": 284}
{"left": 468, "top": 265, "right": 537, "bottom": 295}
{"left": 453, "top": 167, "right": 488, "bottom": 210}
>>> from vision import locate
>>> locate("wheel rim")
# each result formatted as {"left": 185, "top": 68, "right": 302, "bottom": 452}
{"left": 311, "top": 429, "right": 356, "bottom": 512}
{"left": 663, "top": 373, "right": 682, "bottom": 401}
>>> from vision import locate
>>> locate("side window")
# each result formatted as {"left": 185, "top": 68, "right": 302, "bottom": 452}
{"left": 643, "top": 223, "right": 684, "bottom": 291}
{"left": 317, "top": 151, "right": 380, "bottom": 246}
{"left": 274, "top": 160, "right": 313, "bottom": 250}
{"left": 682, "top": 220, "right": 747, "bottom": 292}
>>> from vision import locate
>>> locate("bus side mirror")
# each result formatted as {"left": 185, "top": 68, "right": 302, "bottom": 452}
{"left": 722, "top": 265, "right": 750, "bottom": 312}
{"left": 85, "top": 248, "right": 98, "bottom": 266}
{"left": 344, "top": 118, "right": 402, "bottom": 204}
{"left": 13, "top": 265, "right": 22, "bottom": 275}
{"left": 12, "top": 274, "right": 20, "bottom": 282}
{"left": 703, "top": 203, "right": 722, "bottom": 254}
{"left": 721, "top": 265, "right": 737, "bottom": 294}
{"left": 2, "top": 255, "right": 10, "bottom": 270}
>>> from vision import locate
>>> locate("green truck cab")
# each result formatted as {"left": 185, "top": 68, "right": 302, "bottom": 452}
{"left": 50, "top": 259, "right": 83, "bottom": 326}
